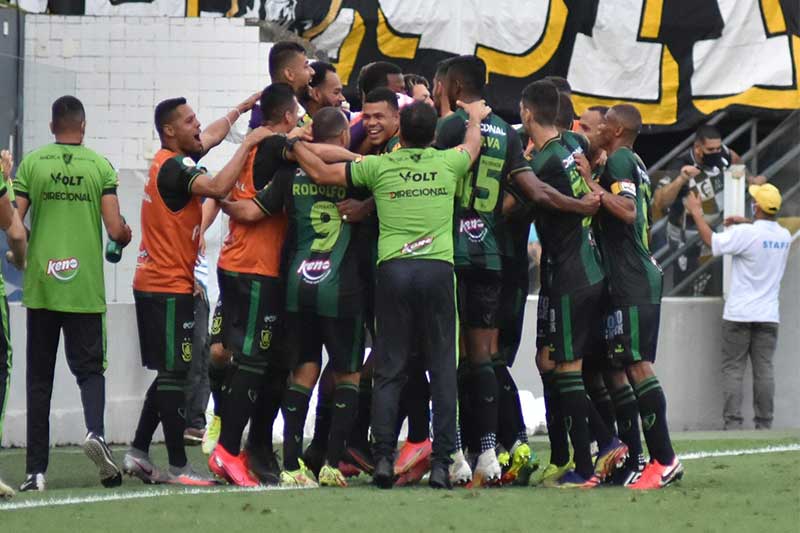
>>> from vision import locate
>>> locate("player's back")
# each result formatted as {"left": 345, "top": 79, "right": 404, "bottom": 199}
{"left": 529, "top": 135, "right": 604, "bottom": 292}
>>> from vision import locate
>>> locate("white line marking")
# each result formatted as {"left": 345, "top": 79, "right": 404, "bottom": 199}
{"left": 0, "top": 484, "right": 305, "bottom": 511}
{"left": 1, "top": 444, "right": 798, "bottom": 511}
{"left": 679, "top": 443, "right": 800, "bottom": 460}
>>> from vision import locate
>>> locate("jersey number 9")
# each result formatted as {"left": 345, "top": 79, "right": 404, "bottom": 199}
{"left": 310, "top": 201, "right": 342, "bottom": 253}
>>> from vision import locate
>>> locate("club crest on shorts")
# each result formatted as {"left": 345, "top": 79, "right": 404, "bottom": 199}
{"left": 210, "top": 315, "right": 222, "bottom": 335}
{"left": 259, "top": 328, "right": 272, "bottom": 350}
{"left": 181, "top": 341, "right": 193, "bottom": 362}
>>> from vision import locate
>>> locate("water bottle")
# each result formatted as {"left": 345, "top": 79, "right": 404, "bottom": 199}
{"left": 105, "top": 217, "right": 125, "bottom": 263}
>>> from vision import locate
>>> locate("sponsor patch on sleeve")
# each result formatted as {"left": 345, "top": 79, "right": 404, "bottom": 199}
{"left": 611, "top": 181, "right": 636, "bottom": 197}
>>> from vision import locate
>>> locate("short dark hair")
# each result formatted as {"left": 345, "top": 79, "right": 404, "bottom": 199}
{"left": 269, "top": 41, "right": 306, "bottom": 81}
{"left": 544, "top": 75, "right": 571, "bottom": 94}
{"left": 154, "top": 97, "right": 187, "bottom": 137}
{"left": 521, "top": 80, "right": 559, "bottom": 127}
{"left": 400, "top": 101, "right": 438, "bottom": 148}
{"left": 555, "top": 92, "right": 575, "bottom": 130}
{"left": 446, "top": 55, "right": 486, "bottom": 96}
{"left": 610, "top": 104, "right": 642, "bottom": 136}
{"left": 434, "top": 59, "right": 451, "bottom": 82}
{"left": 364, "top": 87, "right": 399, "bottom": 111}
{"left": 312, "top": 107, "right": 349, "bottom": 142}
{"left": 404, "top": 74, "right": 429, "bottom": 96}
{"left": 587, "top": 105, "right": 609, "bottom": 116}
{"left": 52, "top": 95, "right": 86, "bottom": 134}
{"left": 696, "top": 124, "right": 722, "bottom": 142}
{"left": 357, "top": 61, "right": 403, "bottom": 96}
{"left": 259, "top": 83, "right": 297, "bottom": 124}
{"left": 310, "top": 61, "right": 336, "bottom": 88}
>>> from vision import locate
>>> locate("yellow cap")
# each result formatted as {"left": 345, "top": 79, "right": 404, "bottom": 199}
{"left": 748, "top": 183, "right": 782, "bottom": 215}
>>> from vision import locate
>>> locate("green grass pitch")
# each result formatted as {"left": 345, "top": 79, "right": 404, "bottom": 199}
{"left": 1, "top": 431, "right": 798, "bottom": 533}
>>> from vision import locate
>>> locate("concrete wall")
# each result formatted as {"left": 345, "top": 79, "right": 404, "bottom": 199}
{"left": 23, "top": 15, "right": 267, "bottom": 172}
{"left": 3, "top": 237, "right": 798, "bottom": 446}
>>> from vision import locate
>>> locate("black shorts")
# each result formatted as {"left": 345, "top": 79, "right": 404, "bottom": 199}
{"left": 286, "top": 312, "right": 365, "bottom": 374}
{"left": 209, "top": 298, "right": 223, "bottom": 347}
{"left": 456, "top": 269, "right": 502, "bottom": 329}
{"left": 216, "top": 269, "right": 284, "bottom": 363}
{"left": 535, "top": 289, "right": 550, "bottom": 351}
{"left": 134, "top": 291, "right": 194, "bottom": 373}
{"left": 496, "top": 260, "right": 528, "bottom": 367}
{"left": 605, "top": 303, "right": 661, "bottom": 366}
{"left": 546, "top": 282, "right": 605, "bottom": 364}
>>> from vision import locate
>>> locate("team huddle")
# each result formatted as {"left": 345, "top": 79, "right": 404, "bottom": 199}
{"left": 1, "top": 40, "right": 685, "bottom": 496}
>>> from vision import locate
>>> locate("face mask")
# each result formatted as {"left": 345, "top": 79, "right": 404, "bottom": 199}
{"left": 701, "top": 151, "right": 724, "bottom": 169}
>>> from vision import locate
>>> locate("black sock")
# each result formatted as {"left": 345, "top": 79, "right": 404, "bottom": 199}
{"left": 457, "top": 363, "right": 474, "bottom": 453}
{"left": 349, "top": 375, "right": 372, "bottom": 450}
{"left": 587, "top": 383, "right": 616, "bottom": 435}
{"left": 557, "top": 371, "right": 593, "bottom": 478}
{"left": 310, "top": 365, "right": 335, "bottom": 449}
{"left": 612, "top": 384, "right": 643, "bottom": 468}
{"left": 634, "top": 377, "right": 675, "bottom": 465}
{"left": 209, "top": 360, "right": 232, "bottom": 418}
{"left": 78, "top": 373, "right": 105, "bottom": 436}
{"left": 586, "top": 396, "right": 614, "bottom": 450}
{"left": 247, "top": 366, "right": 287, "bottom": 451}
{"left": 541, "top": 371, "right": 569, "bottom": 466}
{"left": 282, "top": 384, "right": 311, "bottom": 471}
{"left": 132, "top": 379, "right": 160, "bottom": 454}
{"left": 495, "top": 363, "right": 526, "bottom": 450}
{"left": 404, "top": 365, "right": 431, "bottom": 444}
{"left": 219, "top": 362, "right": 264, "bottom": 456}
{"left": 327, "top": 383, "right": 359, "bottom": 466}
{"left": 472, "top": 361, "right": 498, "bottom": 453}
{"left": 155, "top": 372, "right": 188, "bottom": 468}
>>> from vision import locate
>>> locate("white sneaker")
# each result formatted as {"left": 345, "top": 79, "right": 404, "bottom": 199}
{"left": 449, "top": 450, "right": 472, "bottom": 486}
{"left": 472, "top": 449, "right": 501, "bottom": 487}
{"left": 0, "top": 476, "right": 14, "bottom": 499}
{"left": 123, "top": 448, "right": 169, "bottom": 485}
{"left": 19, "top": 473, "right": 45, "bottom": 492}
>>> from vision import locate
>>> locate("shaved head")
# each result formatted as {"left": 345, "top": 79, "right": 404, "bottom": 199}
{"left": 608, "top": 104, "right": 642, "bottom": 137}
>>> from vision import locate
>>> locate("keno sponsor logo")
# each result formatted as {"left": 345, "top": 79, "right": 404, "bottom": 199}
{"left": 297, "top": 259, "right": 332, "bottom": 284}
{"left": 401, "top": 236, "right": 433, "bottom": 255}
{"left": 46, "top": 257, "right": 80, "bottom": 281}
{"left": 459, "top": 217, "right": 487, "bottom": 242}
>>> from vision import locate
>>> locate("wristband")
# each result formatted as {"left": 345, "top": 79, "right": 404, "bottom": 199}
{"left": 286, "top": 137, "right": 300, "bottom": 152}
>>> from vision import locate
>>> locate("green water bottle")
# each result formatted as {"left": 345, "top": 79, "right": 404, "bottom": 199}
{"left": 105, "top": 217, "right": 125, "bottom": 263}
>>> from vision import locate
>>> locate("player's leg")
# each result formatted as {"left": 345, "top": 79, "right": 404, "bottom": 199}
{"left": 414, "top": 259, "right": 457, "bottom": 489}
{"left": 318, "top": 315, "right": 365, "bottom": 487}
{"left": 0, "top": 294, "right": 12, "bottom": 498}
{"left": 371, "top": 260, "right": 415, "bottom": 489}
{"left": 22, "top": 309, "right": 61, "bottom": 491}
{"left": 395, "top": 353, "right": 432, "bottom": 484}
{"left": 303, "top": 361, "right": 334, "bottom": 477}
{"left": 185, "top": 291, "right": 210, "bottom": 445}
{"left": 62, "top": 312, "right": 122, "bottom": 488}
{"left": 205, "top": 294, "right": 232, "bottom": 454}
{"left": 279, "top": 312, "right": 321, "bottom": 487}
{"left": 624, "top": 304, "right": 682, "bottom": 490}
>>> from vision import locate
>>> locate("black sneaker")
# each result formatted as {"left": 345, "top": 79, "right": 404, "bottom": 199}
{"left": 19, "top": 473, "right": 45, "bottom": 492}
{"left": 609, "top": 454, "right": 646, "bottom": 486}
{"left": 429, "top": 464, "right": 452, "bottom": 490}
{"left": 83, "top": 432, "right": 123, "bottom": 488}
{"left": 245, "top": 446, "right": 280, "bottom": 486}
{"left": 302, "top": 442, "right": 327, "bottom": 478}
{"left": 372, "top": 456, "right": 394, "bottom": 489}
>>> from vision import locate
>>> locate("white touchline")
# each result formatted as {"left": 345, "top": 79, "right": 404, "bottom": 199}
{"left": 0, "top": 484, "right": 306, "bottom": 511}
{"left": 1, "top": 444, "right": 798, "bottom": 511}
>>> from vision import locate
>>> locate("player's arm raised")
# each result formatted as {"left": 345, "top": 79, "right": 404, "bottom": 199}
{"left": 199, "top": 92, "right": 262, "bottom": 155}
{"left": 291, "top": 140, "right": 348, "bottom": 187}
{"left": 191, "top": 126, "right": 273, "bottom": 199}
{"left": 455, "top": 99, "right": 491, "bottom": 164}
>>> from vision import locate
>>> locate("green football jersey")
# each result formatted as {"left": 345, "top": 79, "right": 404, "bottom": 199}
{"left": 255, "top": 164, "right": 363, "bottom": 318}
{"left": 14, "top": 143, "right": 118, "bottom": 313}
{"left": 347, "top": 147, "right": 471, "bottom": 265}
{"left": 436, "top": 110, "right": 528, "bottom": 270}
{"left": 529, "top": 135, "right": 604, "bottom": 292}
{"left": 597, "top": 147, "right": 662, "bottom": 305}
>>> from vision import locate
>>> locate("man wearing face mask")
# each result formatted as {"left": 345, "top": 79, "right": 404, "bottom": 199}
{"left": 656, "top": 125, "right": 764, "bottom": 294}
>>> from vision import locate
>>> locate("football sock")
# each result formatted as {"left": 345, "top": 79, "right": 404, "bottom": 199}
{"left": 155, "top": 372, "right": 188, "bottom": 468}
{"left": 557, "top": 371, "right": 593, "bottom": 479}
{"left": 327, "top": 383, "right": 359, "bottom": 466}
{"left": 586, "top": 395, "right": 614, "bottom": 449}
{"left": 247, "top": 366, "right": 287, "bottom": 451}
{"left": 132, "top": 379, "right": 159, "bottom": 454}
{"left": 208, "top": 360, "right": 231, "bottom": 418}
{"left": 541, "top": 371, "right": 569, "bottom": 466}
{"left": 282, "top": 383, "right": 311, "bottom": 471}
{"left": 472, "top": 361, "right": 498, "bottom": 453}
{"left": 310, "top": 364, "right": 335, "bottom": 448}
{"left": 634, "top": 377, "right": 676, "bottom": 465}
{"left": 457, "top": 363, "right": 476, "bottom": 452}
{"left": 611, "top": 384, "right": 643, "bottom": 468}
{"left": 219, "top": 362, "right": 264, "bottom": 456}
{"left": 587, "top": 383, "right": 616, "bottom": 435}
{"left": 494, "top": 363, "right": 527, "bottom": 449}
{"left": 349, "top": 375, "right": 372, "bottom": 450}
